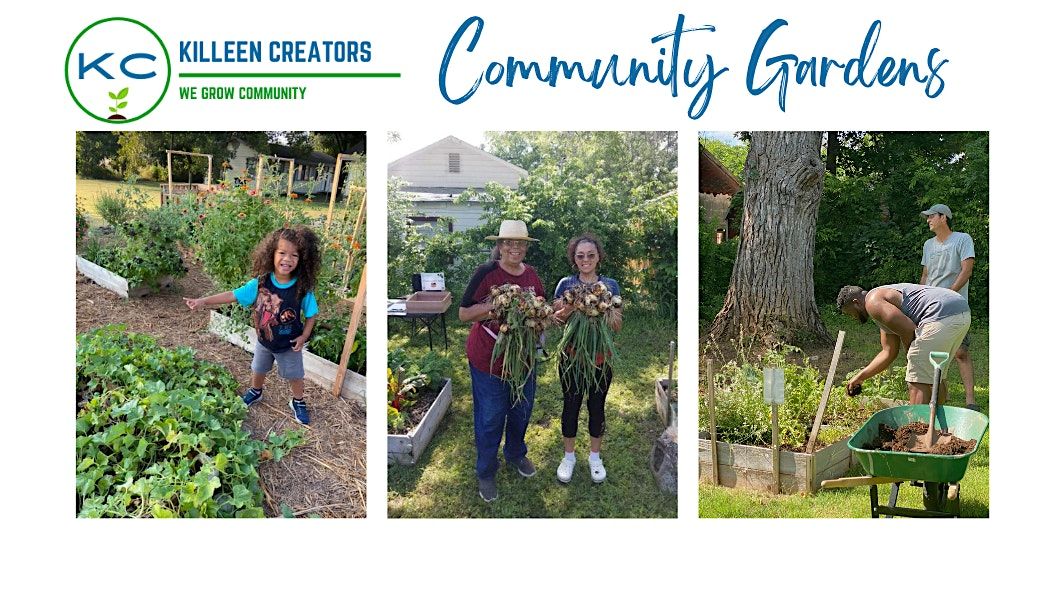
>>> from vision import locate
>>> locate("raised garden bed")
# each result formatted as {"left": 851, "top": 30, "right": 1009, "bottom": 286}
{"left": 388, "top": 377, "right": 453, "bottom": 465}
{"left": 699, "top": 434, "right": 855, "bottom": 495}
{"left": 76, "top": 255, "right": 174, "bottom": 298}
{"left": 655, "top": 378, "right": 677, "bottom": 427}
{"left": 208, "top": 311, "right": 365, "bottom": 407}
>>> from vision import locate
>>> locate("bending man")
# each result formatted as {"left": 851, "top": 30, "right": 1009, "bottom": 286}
{"left": 837, "top": 283, "right": 970, "bottom": 406}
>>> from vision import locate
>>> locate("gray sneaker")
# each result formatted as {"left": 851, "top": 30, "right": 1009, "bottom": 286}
{"left": 509, "top": 456, "right": 537, "bottom": 478}
{"left": 478, "top": 478, "right": 498, "bottom": 502}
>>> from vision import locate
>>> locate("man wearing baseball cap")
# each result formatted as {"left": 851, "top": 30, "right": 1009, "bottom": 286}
{"left": 919, "top": 203, "right": 978, "bottom": 411}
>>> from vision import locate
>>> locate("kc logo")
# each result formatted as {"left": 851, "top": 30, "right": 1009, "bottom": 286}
{"left": 66, "top": 17, "right": 171, "bottom": 123}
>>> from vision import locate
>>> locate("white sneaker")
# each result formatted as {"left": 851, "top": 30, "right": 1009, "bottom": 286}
{"left": 557, "top": 455, "right": 576, "bottom": 483}
{"left": 589, "top": 456, "right": 607, "bottom": 483}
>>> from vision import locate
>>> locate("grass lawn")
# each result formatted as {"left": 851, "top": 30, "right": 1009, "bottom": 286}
{"left": 699, "top": 309, "right": 990, "bottom": 518}
{"left": 388, "top": 308, "right": 678, "bottom": 518}
{"left": 76, "top": 177, "right": 333, "bottom": 224}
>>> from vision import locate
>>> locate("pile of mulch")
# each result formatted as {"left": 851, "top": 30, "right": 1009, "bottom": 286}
{"left": 75, "top": 251, "right": 366, "bottom": 518}
{"left": 866, "top": 422, "right": 976, "bottom": 456}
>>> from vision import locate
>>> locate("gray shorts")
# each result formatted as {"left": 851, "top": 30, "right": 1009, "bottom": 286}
{"left": 251, "top": 342, "right": 305, "bottom": 380}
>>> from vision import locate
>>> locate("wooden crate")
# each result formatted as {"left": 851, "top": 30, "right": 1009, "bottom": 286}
{"left": 404, "top": 291, "right": 451, "bottom": 313}
{"left": 76, "top": 255, "right": 174, "bottom": 298}
{"left": 208, "top": 311, "right": 366, "bottom": 407}
{"left": 655, "top": 378, "right": 677, "bottom": 427}
{"left": 699, "top": 435, "right": 855, "bottom": 495}
{"left": 388, "top": 378, "right": 453, "bottom": 465}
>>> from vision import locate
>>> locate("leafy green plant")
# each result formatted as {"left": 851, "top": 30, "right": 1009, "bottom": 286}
{"left": 195, "top": 186, "right": 302, "bottom": 292}
{"left": 699, "top": 345, "right": 889, "bottom": 450}
{"left": 76, "top": 199, "right": 90, "bottom": 242}
{"left": 386, "top": 350, "right": 451, "bottom": 433}
{"left": 308, "top": 315, "right": 367, "bottom": 375}
{"left": 76, "top": 326, "right": 303, "bottom": 517}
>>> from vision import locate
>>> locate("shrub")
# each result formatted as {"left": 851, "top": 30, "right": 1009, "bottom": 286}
{"left": 195, "top": 187, "right": 301, "bottom": 292}
{"left": 699, "top": 345, "right": 890, "bottom": 450}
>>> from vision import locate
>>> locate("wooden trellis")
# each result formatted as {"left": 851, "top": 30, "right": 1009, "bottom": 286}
{"left": 327, "top": 152, "right": 367, "bottom": 398}
{"left": 254, "top": 155, "right": 296, "bottom": 198}
{"left": 164, "top": 150, "right": 213, "bottom": 204}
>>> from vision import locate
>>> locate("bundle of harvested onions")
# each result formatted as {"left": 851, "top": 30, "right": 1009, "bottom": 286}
{"left": 487, "top": 283, "right": 555, "bottom": 404}
{"left": 557, "top": 281, "right": 623, "bottom": 391}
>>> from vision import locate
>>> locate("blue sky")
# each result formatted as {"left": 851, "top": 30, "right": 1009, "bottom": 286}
{"left": 699, "top": 131, "right": 743, "bottom": 146}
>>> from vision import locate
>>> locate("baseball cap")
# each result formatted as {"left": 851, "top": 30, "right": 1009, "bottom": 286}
{"left": 921, "top": 203, "right": 952, "bottom": 219}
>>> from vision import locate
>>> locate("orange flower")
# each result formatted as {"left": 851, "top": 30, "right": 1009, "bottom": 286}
{"left": 352, "top": 241, "right": 361, "bottom": 250}
{"left": 304, "top": 197, "right": 313, "bottom": 203}
{"left": 290, "top": 192, "right": 299, "bottom": 199}
{"left": 249, "top": 189, "right": 257, "bottom": 196}
{"left": 238, "top": 212, "right": 246, "bottom": 219}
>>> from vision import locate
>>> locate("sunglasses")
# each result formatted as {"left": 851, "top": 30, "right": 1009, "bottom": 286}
{"left": 500, "top": 240, "right": 529, "bottom": 248}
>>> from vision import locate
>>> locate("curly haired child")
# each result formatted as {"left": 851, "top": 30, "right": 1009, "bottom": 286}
{"left": 186, "top": 226, "right": 322, "bottom": 424}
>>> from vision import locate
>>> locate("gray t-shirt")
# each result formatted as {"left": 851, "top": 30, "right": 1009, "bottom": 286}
{"left": 922, "top": 231, "right": 975, "bottom": 301}
{"left": 878, "top": 284, "right": 969, "bottom": 329}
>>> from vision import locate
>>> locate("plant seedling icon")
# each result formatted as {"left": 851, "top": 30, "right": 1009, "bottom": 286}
{"left": 108, "top": 87, "right": 129, "bottom": 120}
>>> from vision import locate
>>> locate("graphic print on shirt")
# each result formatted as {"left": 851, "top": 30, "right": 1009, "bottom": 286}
{"left": 253, "top": 287, "right": 282, "bottom": 341}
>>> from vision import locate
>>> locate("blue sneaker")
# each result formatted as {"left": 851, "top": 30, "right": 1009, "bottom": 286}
{"left": 241, "top": 387, "right": 262, "bottom": 406}
{"left": 289, "top": 399, "right": 310, "bottom": 425}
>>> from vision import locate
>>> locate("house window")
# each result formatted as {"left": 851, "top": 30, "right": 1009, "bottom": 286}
{"left": 448, "top": 153, "right": 461, "bottom": 173}
{"left": 409, "top": 216, "right": 454, "bottom": 235}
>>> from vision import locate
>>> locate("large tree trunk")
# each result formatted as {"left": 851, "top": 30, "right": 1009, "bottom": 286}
{"left": 710, "top": 132, "right": 830, "bottom": 343}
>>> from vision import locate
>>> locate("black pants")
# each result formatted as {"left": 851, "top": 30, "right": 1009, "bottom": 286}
{"left": 560, "top": 362, "right": 612, "bottom": 439}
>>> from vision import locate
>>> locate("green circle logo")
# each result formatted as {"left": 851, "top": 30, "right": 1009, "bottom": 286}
{"left": 65, "top": 17, "right": 171, "bottom": 124}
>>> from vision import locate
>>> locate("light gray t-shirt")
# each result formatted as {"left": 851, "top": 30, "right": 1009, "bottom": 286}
{"left": 878, "top": 284, "right": 970, "bottom": 329}
{"left": 922, "top": 231, "right": 975, "bottom": 301}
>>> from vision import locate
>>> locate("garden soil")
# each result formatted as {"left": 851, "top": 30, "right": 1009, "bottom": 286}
{"left": 76, "top": 251, "right": 366, "bottom": 518}
{"left": 868, "top": 422, "right": 976, "bottom": 455}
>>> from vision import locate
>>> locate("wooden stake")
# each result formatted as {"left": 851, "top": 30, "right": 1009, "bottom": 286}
{"left": 667, "top": 340, "right": 676, "bottom": 382}
{"left": 165, "top": 151, "right": 173, "bottom": 204}
{"left": 772, "top": 403, "right": 780, "bottom": 494}
{"left": 255, "top": 155, "right": 264, "bottom": 193}
{"left": 705, "top": 359, "right": 719, "bottom": 486}
{"left": 342, "top": 195, "right": 367, "bottom": 290}
{"left": 333, "top": 264, "right": 367, "bottom": 397}
{"left": 287, "top": 158, "right": 295, "bottom": 199}
{"left": 806, "top": 330, "right": 846, "bottom": 454}
{"left": 325, "top": 155, "right": 347, "bottom": 234}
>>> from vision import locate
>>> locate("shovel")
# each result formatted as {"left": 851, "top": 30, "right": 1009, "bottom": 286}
{"left": 924, "top": 351, "right": 952, "bottom": 449}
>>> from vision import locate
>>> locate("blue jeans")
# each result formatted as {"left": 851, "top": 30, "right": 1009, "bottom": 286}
{"left": 469, "top": 364, "right": 536, "bottom": 480}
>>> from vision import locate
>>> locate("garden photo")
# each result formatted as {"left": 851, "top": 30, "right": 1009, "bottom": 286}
{"left": 76, "top": 131, "right": 368, "bottom": 517}
{"left": 699, "top": 131, "right": 989, "bottom": 517}
{"left": 387, "top": 132, "right": 679, "bottom": 517}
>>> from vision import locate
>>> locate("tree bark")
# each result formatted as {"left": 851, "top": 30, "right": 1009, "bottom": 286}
{"left": 710, "top": 131, "right": 830, "bottom": 343}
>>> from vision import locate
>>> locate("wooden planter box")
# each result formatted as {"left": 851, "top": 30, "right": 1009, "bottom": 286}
{"left": 208, "top": 311, "right": 366, "bottom": 407}
{"left": 655, "top": 378, "right": 677, "bottom": 427}
{"left": 76, "top": 255, "right": 174, "bottom": 298}
{"left": 699, "top": 434, "right": 855, "bottom": 495}
{"left": 388, "top": 378, "right": 453, "bottom": 466}
{"left": 404, "top": 291, "right": 451, "bottom": 313}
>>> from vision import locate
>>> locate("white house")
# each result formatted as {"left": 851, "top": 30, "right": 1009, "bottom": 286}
{"left": 388, "top": 135, "right": 528, "bottom": 233}
{"left": 226, "top": 138, "right": 339, "bottom": 195}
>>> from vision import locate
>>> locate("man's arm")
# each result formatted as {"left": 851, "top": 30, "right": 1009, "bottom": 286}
{"left": 949, "top": 257, "right": 974, "bottom": 293}
{"left": 919, "top": 266, "right": 928, "bottom": 285}
{"left": 869, "top": 298, "right": 916, "bottom": 350}
{"left": 849, "top": 329, "right": 901, "bottom": 390}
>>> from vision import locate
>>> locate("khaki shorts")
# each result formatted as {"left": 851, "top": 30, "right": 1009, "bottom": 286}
{"left": 906, "top": 312, "right": 971, "bottom": 385}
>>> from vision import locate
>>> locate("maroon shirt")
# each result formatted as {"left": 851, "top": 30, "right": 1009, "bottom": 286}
{"left": 460, "top": 261, "right": 546, "bottom": 376}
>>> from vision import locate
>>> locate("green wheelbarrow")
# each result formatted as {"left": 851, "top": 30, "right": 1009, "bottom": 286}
{"left": 822, "top": 354, "right": 989, "bottom": 517}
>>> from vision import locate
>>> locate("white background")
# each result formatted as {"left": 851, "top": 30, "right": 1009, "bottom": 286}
{"left": 2, "top": 0, "right": 1045, "bottom": 596}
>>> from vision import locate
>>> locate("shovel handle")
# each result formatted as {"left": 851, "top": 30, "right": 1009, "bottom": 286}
{"left": 929, "top": 351, "right": 951, "bottom": 369}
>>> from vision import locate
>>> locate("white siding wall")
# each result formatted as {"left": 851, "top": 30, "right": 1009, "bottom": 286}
{"left": 410, "top": 201, "right": 486, "bottom": 232}
{"left": 390, "top": 140, "right": 523, "bottom": 189}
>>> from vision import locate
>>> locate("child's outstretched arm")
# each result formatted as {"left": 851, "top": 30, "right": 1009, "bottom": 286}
{"left": 292, "top": 316, "right": 317, "bottom": 352}
{"left": 184, "top": 291, "right": 236, "bottom": 311}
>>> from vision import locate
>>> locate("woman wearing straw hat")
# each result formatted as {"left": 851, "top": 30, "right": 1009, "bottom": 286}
{"left": 459, "top": 220, "right": 546, "bottom": 503}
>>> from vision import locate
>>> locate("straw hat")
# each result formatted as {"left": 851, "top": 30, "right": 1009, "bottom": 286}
{"left": 484, "top": 220, "right": 538, "bottom": 241}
